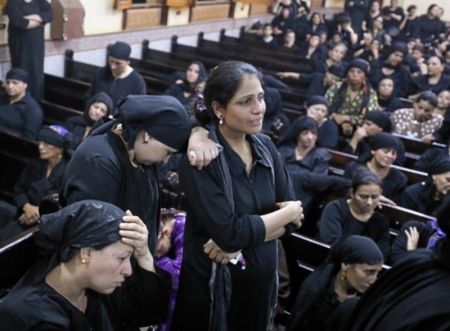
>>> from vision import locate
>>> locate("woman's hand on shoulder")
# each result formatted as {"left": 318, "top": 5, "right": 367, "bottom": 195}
{"left": 188, "top": 127, "right": 221, "bottom": 169}
{"left": 120, "top": 210, "right": 155, "bottom": 272}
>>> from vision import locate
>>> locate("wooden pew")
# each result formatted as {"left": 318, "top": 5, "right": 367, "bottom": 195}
{"left": 0, "top": 225, "right": 38, "bottom": 296}
{"left": 378, "top": 203, "right": 435, "bottom": 232}
{"left": 393, "top": 133, "right": 446, "bottom": 167}
{"left": 40, "top": 100, "right": 83, "bottom": 124}
{"left": 44, "top": 74, "right": 89, "bottom": 111}
{"left": 328, "top": 149, "right": 428, "bottom": 185}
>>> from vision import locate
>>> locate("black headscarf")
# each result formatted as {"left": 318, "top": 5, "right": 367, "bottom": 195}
{"left": 84, "top": 92, "right": 114, "bottom": 126}
{"left": 15, "top": 200, "right": 125, "bottom": 287}
{"left": 287, "top": 235, "right": 383, "bottom": 331}
{"left": 278, "top": 115, "right": 318, "bottom": 145}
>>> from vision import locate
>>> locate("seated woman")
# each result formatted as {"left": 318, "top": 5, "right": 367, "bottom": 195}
{"left": 165, "top": 61, "right": 207, "bottom": 112}
{"left": 343, "top": 132, "right": 407, "bottom": 204}
{"left": 286, "top": 235, "right": 383, "bottom": 331}
{"left": 0, "top": 200, "right": 171, "bottom": 329}
{"left": 326, "top": 59, "right": 379, "bottom": 138}
{"left": 65, "top": 92, "right": 113, "bottom": 150}
{"left": 277, "top": 116, "right": 332, "bottom": 211}
{"left": 401, "top": 156, "right": 450, "bottom": 215}
{"left": 390, "top": 218, "right": 446, "bottom": 265}
{"left": 0, "top": 68, "right": 43, "bottom": 140}
{"left": 317, "top": 169, "right": 390, "bottom": 258}
{"left": 0, "top": 125, "right": 71, "bottom": 241}
{"left": 408, "top": 56, "right": 450, "bottom": 97}
{"left": 85, "top": 41, "right": 146, "bottom": 113}
{"left": 376, "top": 78, "right": 402, "bottom": 113}
{"left": 305, "top": 96, "right": 338, "bottom": 149}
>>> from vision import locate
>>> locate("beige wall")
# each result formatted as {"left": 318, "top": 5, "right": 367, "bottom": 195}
{"left": 80, "top": 0, "right": 122, "bottom": 35}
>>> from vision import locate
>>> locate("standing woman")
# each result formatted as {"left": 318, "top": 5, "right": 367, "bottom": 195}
{"left": 172, "top": 61, "right": 303, "bottom": 331}
{"left": 6, "top": 0, "right": 53, "bottom": 100}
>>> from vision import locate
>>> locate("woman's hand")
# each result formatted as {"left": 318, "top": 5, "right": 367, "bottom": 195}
{"left": 276, "top": 200, "right": 304, "bottom": 228}
{"left": 19, "top": 203, "right": 40, "bottom": 226}
{"left": 203, "top": 239, "right": 241, "bottom": 264}
{"left": 120, "top": 210, "right": 155, "bottom": 272}
{"left": 187, "top": 127, "right": 221, "bottom": 170}
{"left": 405, "top": 226, "right": 420, "bottom": 251}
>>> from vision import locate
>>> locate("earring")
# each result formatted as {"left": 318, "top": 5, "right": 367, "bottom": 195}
{"left": 81, "top": 259, "right": 86, "bottom": 264}
{"left": 340, "top": 271, "right": 346, "bottom": 282}
{"left": 219, "top": 116, "right": 224, "bottom": 125}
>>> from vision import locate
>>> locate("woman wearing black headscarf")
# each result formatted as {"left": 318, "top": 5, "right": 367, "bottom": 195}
{"left": 62, "top": 95, "right": 192, "bottom": 252}
{"left": 0, "top": 200, "right": 170, "bottom": 330}
{"left": 335, "top": 197, "right": 450, "bottom": 331}
{"left": 165, "top": 61, "right": 207, "bottom": 112}
{"left": 65, "top": 92, "right": 113, "bottom": 150}
{"left": 0, "top": 125, "right": 71, "bottom": 241}
{"left": 401, "top": 156, "right": 450, "bottom": 215}
{"left": 286, "top": 235, "right": 384, "bottom": 331}
{"left": 343, "top": 132, "right": 407, "bottom": 204}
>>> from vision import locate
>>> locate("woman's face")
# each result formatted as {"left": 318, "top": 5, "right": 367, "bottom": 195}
{"left": 433, "top": 171, "right": 450, "bottom": 195}
{"left": 85, "top": 241, "right": 134, "bottom": 294}
{"left": 373, "top": 17, "right": 383, "bottom": 29}
{"left": 347, "top": 68, "right": 366, "bottom": 86}
{"left": 370, "top": 1, "right": 380, "bottom": 12}
{"left": 297, "top": 130, "right": 317, "bottom": 149}
{"left": 437, "top": 90, "right": 450, "bottom": 109}
{"left": 108, "top": 56, "right": 129, "bottom": 77}
{"left": 284, "top": 32, "right": 296, "bottom": 46}
{"left": 371, "top": 147, "right": 397, "bottom": 168}
{"left": 88, "top": 102, "right": 109, "bottom": 121}
{"left": 362, "top": 120, "right": 383, "bottom": 137}
{"left": 312, "top": 13, "right": 321, "bottom": 25}
{"left": 38, "top": 141, "right": 63, "bottom": 161}
{"left": 342, "top": 262, "right": 383, "bottom": 293}
{"left": 378, "top": 79, "right": 394, "bottom": 97}
{"left": 352, "top": 183, "right": 382, "bottom": 213}
{"left": 133, "top": 130, "right": 177, "bottom": 166}
{"left": 412, "top": 49, "right": 423, "bottom": 61}
{"left": 215, "top": 74, "right": 265, "bottom": 136}
{"left": 307, "top": 104, "right": 328, "bottom": 123}
{"left": 186, "top": 63, "right": 200, "bottom": 84}
{"left": 5, "top": 79, "right": 27, "bottom": 98}
{"left": 309, "top": 35, "right": 320, "bottom": 47}
{"left": 427, "top": 57, "right": 444, "bottom": 76}
{"left": 413, "top": 99, "right": 435, "bottom": 122}
{"left": 329, "top": 45, "right": 346, "bottom": 62}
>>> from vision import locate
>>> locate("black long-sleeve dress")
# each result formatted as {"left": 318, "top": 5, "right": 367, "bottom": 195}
{"left": 317, "top": 199, "right": 390, "bottom": 258}
{"left": 6, "top": 0, "right": 53, "bottom": 100}
{"left": 172, "top": 132, "right": 295, "bottom": 331}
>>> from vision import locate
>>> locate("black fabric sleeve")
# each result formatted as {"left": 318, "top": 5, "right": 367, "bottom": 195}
{"left": 317, "top": 200, "right": 344, "bottom": 244}
{"left": 5, "top": 2, "right": 29, "bottom": 30}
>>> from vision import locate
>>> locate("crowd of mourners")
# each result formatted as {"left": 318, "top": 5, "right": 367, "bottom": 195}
{"left": 0, "top": 0, "right": 449, "bottom": 330}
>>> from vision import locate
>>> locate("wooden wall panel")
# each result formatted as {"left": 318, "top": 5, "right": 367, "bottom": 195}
{"left": 249, "top": 3, "right": 268, "bottom": 16}
{"left": 123, "top": 7, "right": 162, "bottom": 30}
{"left": 190, "top": 4, "right": 230, "bottom": 22}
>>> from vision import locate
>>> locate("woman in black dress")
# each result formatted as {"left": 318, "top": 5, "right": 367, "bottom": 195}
{"left": 5, "top": 0, "right": 53, "bottom": 99}
{"left": 172, "top": 61, "right": 303, "bottom": 331}
{"left": 317, "top": 168, "right": 391, "bottom": 258}
{"left": 0, "top": 200, "right": 171, "bottom": 330}
{"left": 165, "top": 61, "right": 207, "bottom": 112}
{"left": 65, "top": 92, "right": 113, "bottom": 150}
{"left": 287, "top": 235, "right": 383, "bottom": 331}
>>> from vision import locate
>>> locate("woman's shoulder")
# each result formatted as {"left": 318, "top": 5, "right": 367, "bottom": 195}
{"left": 0, "top": 284, "right": 70, "bottom": 329}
